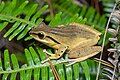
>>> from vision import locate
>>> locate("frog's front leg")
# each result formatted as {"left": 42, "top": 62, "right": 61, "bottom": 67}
{"left": 42, "top": 44, "right": 68, "bottom": 63}
{"left": 66, "top": 46, "right": 102, "bottom": 66}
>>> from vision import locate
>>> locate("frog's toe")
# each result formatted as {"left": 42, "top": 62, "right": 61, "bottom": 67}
{"left": 41, "top": 58, "right": 50, "bottom": 64}
{"left": 43, "top": 49, "right": 53, "bottom": 56}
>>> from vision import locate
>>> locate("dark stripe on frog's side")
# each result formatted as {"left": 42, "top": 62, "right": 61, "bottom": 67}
{"left": 47, "top": 26, "right": 96, "bottom": 38}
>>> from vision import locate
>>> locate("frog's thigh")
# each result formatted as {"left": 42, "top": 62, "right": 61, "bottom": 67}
{"left": 77, "top": 38, "right": 99, "bottom": 48}
{"left": 49, "top": 44, "right": 68, "bottom": 59}
{"left": 67, "top": 46, "right": 101, "bottom": 65}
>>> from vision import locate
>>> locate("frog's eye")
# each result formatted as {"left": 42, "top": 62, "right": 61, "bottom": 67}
{"left": 38, "top": 33, "right": 45, "bottom": 39}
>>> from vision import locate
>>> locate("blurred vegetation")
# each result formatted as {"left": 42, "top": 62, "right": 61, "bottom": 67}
{"left": 0, "top": 0, "right": 119, "bottom": 80}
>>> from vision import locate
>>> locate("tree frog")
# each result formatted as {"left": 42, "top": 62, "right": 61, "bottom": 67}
{"left": 29, "top": 22, "right": 102, "bottom": 65}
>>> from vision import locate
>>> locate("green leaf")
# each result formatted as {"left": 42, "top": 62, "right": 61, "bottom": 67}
{"left": 81, "top": 61, "right": 90, "bottom": 80}
{"left": 2, "top": 50, "right": 11, "bottom": 80}
{"left": 73, "top": 63, "right": 79, "bottom": 79}
{"left": 0, "top": 22, "right": 8, "bottom": 31}
{"left": 29, "top": 47, "right": 40, "bottom": 65}
{"left": 56, "top": 64, "right": 65, "bottom": 80}
{"left": 0, "top": 59, "right": 3, "bottom": 71}
{"left": 10, "top": 54, "right": 19, "bottom": 80}
{"left": 49, "top": 12, "right": 62, "bottom": 27}
{"left": 25, "top": 49, "right": 34, "bottom": 66}
{"left": 0, "top": 1, "right": 47, "bottom": 41}
{"left": 66, "top": 66, "right": 73, "bottom": 80}
{"left": 4, "top": 50, "right": 11, "bottom": 71}
{"left": 0, "top": 2, "right": 5, "bottom": 12}
{"left": 41, "top": 67, "right": 48, "bottom": 80}
{"left": 34, "top": 68, "right": 40, "bottom": 80}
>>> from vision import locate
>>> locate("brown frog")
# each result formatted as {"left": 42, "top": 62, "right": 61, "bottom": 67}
{"left": 29, "top": 22, "right": 102, "bottom": 65}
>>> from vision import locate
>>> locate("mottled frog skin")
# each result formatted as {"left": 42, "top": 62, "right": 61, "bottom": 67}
{"left": 29, "top": 22, "right": 102, "bottom": 64}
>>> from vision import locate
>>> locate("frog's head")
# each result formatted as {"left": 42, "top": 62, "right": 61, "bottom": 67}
{"left": 29, "top": 22, "right": 58, "bottom": 46}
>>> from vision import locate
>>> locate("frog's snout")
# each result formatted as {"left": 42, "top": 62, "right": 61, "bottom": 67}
{"left": 29, "top": 31, "right": 33, "bottom": 34}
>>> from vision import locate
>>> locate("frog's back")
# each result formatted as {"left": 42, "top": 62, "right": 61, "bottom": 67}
{"left": 46, "top": 23, "right": 101, "bottom": 49}
{"left": 50, "top": 23, "right": 101, "bottom": 38}
{"left": 68, "top": 23, "right": 101, "bottom": 36}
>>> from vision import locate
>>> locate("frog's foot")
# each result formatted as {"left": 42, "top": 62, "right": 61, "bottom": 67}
{"left": 41, "top": 58, "right": 48, "bottom": 63}
{"left": 41, "top": 49, "right": 54, "bottom": 63}
{"left": 43, "top": 49, "right": 53, "bottom": 56}
{"left": 41, "top": 49, "right": 63, "bottom": 63}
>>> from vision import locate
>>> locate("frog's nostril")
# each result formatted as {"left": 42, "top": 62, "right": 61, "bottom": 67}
{"left": 38, "top": 33, "right": 45, "bottom": 39}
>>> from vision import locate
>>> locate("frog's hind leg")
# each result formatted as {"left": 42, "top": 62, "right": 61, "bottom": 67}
{"left": 66, "top": 51, "right": 99, "bottom": 66}
{"left": 41, "top": 45, "right": 68, "bottom": 63}
{"left": 66, "top": 46, "right": 102, "bottom": 66}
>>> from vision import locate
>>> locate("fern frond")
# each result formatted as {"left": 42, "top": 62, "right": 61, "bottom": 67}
{"left": 0, "top": 46, "right": 104, "bottom": 80}
{"left": 101, "top": 0, "right": 115, "bottom": 17}
{"left": 0, "top": 47, "right": 46, "bottom": 80}
{"left": 102, "top": 2, "right": 120, "bottom": 80}
{"left": 0, "top": 0, "right": 48, "bottom": 41}
{"left": 0, "top": 0, "right": 112, "bottom": 79}
{"left": 51, "top": 0, "right": 107, "bottom": 27}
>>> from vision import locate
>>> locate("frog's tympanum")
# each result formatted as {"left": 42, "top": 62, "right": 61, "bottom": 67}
{"left": 29, "top": 22, "right": 102, "bottom": 65}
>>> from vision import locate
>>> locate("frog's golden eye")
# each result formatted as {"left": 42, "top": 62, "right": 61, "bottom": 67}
{"left": 38, "top": 33, "right": 45, "bottom": 39}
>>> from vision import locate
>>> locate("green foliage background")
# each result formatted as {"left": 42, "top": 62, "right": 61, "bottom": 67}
{"left": 0, "top": 0, "right": 117, "bottom": 80}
